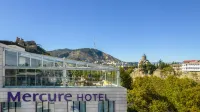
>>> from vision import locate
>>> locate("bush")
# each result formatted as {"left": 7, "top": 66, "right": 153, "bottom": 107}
{"left": 127, "top": 76, "right": 200, "bottom": 112}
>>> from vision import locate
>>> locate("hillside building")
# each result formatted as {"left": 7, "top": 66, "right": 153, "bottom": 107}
{"left": 182, "top": 60, "right": 200, "bottom": 72}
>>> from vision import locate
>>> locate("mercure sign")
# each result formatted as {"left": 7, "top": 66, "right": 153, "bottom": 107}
{"left": 8, "top": 92, "right": 109, "bottom": 102}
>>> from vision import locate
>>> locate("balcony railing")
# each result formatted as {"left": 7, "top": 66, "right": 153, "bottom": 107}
{"left": 3, "top": 76, "right": 119, "bottom": 88}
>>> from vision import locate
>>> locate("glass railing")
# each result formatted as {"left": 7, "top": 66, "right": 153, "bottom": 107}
{"left": 3, "top": 76, "right": 119, "bottom": 88}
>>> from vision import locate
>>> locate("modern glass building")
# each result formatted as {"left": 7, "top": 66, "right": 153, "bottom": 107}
{"left": 0, "top": 43, "right": 127, "bottom": 112}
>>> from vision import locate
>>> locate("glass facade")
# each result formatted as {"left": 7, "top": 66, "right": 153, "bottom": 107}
{"left": 31, "top": 57, "right": 42, "bottom": 67}
{"left": 1, "top": 102, "right": 21, "bottom": 112}
{"left": 35, "top": 101, "right": 86, "bottom": 112}
{"left": 4, "top": 69, "right": 118, "bottom": 87}
{"left": 18, "top": 53, "right": 30, "bottom": 67}
{"left": 0, "top": 101, "right": 115, "bottom": 112}
{"left": 98, "top": 101, "right": 115, "bottom": 112}
{"left": 4, "top": 50, "right": 119, "bottom": 87}
{"left": 5, "top": 50, "right": 17, "bottom": 66}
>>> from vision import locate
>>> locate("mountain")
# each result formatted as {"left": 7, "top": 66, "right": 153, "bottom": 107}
{"left": 0, "top": 37, "right": 122, "bottom": 65}
{"left": 48, "top": 48, "right": 121, "bottom": 64}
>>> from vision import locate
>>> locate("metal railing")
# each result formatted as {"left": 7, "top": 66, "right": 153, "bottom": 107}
{"left": 3, "top": 76, "right": 119, "bottom": 88}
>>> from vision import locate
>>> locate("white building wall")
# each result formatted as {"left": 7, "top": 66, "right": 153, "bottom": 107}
{"left": 182, "top": 64, "right": 200, "bottom": 72}
{"left": 0, "top": 87, "right": 127, "bottom": 112}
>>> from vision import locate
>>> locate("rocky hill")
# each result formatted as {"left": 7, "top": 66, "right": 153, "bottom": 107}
{"left": 0, "top": 37, "right": 50, "bottom": 55}
{"left": 48, "top": 48, "right": 121, "bottom": 64}
{"left": 0, "top": 37, "right": 121, "bottom": 65}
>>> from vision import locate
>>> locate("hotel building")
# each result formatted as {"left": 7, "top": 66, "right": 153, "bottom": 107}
{"left": 182, "top": 60, "right": 200, "bottom": 72}
{"left": 0, "top": 43, "right": 127, "bottom": 112}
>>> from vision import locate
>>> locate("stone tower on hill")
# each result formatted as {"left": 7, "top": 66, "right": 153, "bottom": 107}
{"left": 138, "top": 54, "right": 150, "bottom": 74}
{"left": 138, "top": 54, "right": 149, "bottom": 67}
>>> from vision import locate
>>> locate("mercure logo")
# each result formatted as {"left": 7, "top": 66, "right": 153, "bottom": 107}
{"left": 7, "top": 92, "right": 109, "bottom": 102}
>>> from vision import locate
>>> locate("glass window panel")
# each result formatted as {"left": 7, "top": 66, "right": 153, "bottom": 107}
{"left": 104, "top": 101, "right": 109, "bottom": 112}
{"left": 98, "top": 101, "right": 103, "bottom": 112}
{"left": 68, "top": 101, "right": 73, "bottom": 112}
{"left": 16, "top": 102, "right": 21, "bottom": 108}
{"left": 9, "top": 102, "right": 15, "bottom": 109}
{"left": 27, "top": 69, "right": 35, "bottom": 86}
{"left": 2, "top": 102, "right": 8, "bottom": 112}
{"left": 67, "top": 63, "right": 76, "bottom": 67}
{"left": 55, "top": 60, "right": 63, "bottom": 67}
{"left": 5, "top": 69, "right": 17, "bottom": 86}
{"left": 31, "top": 58, "right": 42, "bottom": 67}
{"left": 18, "top": 69, "right": 26, "bottom": 74}
{"left": 15, "top": 102, "right": 22, "bottom": 112}
{"left": 44, "top": 70, "right": 54, "bottom": 77}
{"left": 55, "top": 70, "right": 63, "bottom": 77}
{"left": 42, "top": 70, "right": 55, "bottom": 86}
{"left": 17, "top": 69, "right": 27, "bottom": 86}
{"left": 43, "top": 58, "right": 54, "bottom": 67}
{"left": 43, "top": 102, "right": 49, "bottom": 112}
{"left": 49, "top": 102, "right": 54, "bottom": 112}
{"left": 42, "top": 77, "right": 54, "bottom": 86}
{"left": 5, "top": 77, "right": 16, "bottom": 86}
{"left": 36, "top": 102, "right": 43, "bottom": 112}
{"left": 80, "top": 101, "right": 86, "bottom": 112}
{"left": 73, "top": 101, "right": 80, "bottom": 112}
{"left": 109, "top": 101, "right": 114, "bottom": 112}
{"left": 36, "top": 70, "right": 42, "bottom": 86}
{"left": 17, "top": 76, "right": 26, "bottom": 86}
{"left": 5, "top": 50, "right": 17, "bottom": 66}
{"left": 18, "top": 53, "right": 30, "bottom": 67}
{"left": 5, "top": 69, "right": 17, "bottom": 76}
{"left": 55, "top": 78, "right": 62, "bottom": 86}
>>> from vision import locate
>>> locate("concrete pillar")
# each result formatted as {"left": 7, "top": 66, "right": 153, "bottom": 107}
{"left": 117, "top": 71, "right": 120, "bottom": 86}
{"left": 0, "top": 47, "right": 4, "bottom": 88}
{"left": 63, "top": 70, "right": 66, "bottom": 86}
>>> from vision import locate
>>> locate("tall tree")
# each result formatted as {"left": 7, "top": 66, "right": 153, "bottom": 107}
{"left": 120, "top": 67, "right": 133, "bottom": 90}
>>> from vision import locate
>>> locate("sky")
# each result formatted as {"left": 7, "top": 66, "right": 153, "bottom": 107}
{"left": 0, "top": 0, "right": 200, "bottom": 62}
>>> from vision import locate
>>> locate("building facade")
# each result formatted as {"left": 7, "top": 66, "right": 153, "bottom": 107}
{"left": 0, "top": 43, "right": 127, "bottom": 112}
{"left": 182, "top": 60, "right": 200, "bottom": 72}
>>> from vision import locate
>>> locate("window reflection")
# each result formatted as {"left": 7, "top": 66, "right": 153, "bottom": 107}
{"left": 31, "top": 57, "right": 42, "bottom": 67}
{"left": 43, "top": 58, "right": 54, "bottom": 67}
{"left": 49, "top": 102, "right": 54, "bottom": 112}
{"left": 36, "top": 102, "right": 43, "bottom": 112}
{"left": 17, "top": 69, "right": 27, "bottom": 86}
{"left": 43, "top": 102, "right": 49, "bottom": 112}
{"left": 36, "top": 70, "right": 42, "bottom": 86}
{"left": 98, "top": 101, "right": 115, "bottom": 112}
{"left": 55, "top": 60, "right": 63, "bottom": 67}
{"left": 4, "top": 69, "right": 117, "bottom": 87}
{"left": 1, "top": 102, "right": 21, "bottom": 112}
{"left": 5, "top": 50, "right": 17, "bottom": 66}
{"left": 5, "top": 69, "right": 17, "bottom": 86}
{"left": 2, "top": 102, "right": 8, "bottom": 112}
{"left": 27, "top": 69, "right": 36, "bottom": 86}
{"left": 18, "top": 53, "right": 30, "bottom": 67}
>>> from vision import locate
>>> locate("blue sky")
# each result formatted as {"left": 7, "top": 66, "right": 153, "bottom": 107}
{"left": 0, "top": 0, "right": 200, "bottom": 62}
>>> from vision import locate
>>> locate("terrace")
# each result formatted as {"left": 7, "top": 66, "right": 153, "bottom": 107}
{"left": 3, "top": 48, "right": 120, "bottom": 88}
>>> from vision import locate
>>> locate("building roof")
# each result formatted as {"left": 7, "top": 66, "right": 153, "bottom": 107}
{"left": 183, "top": 60, "right": 200, "bottom": 64}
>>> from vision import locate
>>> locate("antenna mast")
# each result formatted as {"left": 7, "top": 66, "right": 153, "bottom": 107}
{"left": 94, "top": 37, "right": 96, "bottom": 49}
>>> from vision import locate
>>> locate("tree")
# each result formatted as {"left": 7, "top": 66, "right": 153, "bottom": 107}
{"left": 120, "top": 67, "right": 133, "bottom": 90}
{"left": 158, "top": 59, "right": 170, "bottom": 70}
{"left": 161, "top": 66, "right": 175, "bottom": 78}
{"left": 191, "top": 72, "right": 198, "bottom": 81}
{"left": 146, "top": 63, "right": 156, "bottom": 74}
{"left": 127, "top": 75, "right": 199, "bottom": 112}
{"left": 149, "top": 100, "right": 169, "bottom": 112}
{"left": 139, "top": 62, "right": 156, "bottom": 75}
